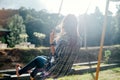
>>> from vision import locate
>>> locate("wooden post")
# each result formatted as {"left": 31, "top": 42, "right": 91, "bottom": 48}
{"left": 95, "top": 0, "right": 109, "bottom": 80}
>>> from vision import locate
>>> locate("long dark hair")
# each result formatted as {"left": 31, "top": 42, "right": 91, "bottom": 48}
{"left": 57, "top": 14, "right": 79, "bottom": 44}
{"left": 63, "top": 14, "right": 78, "bottom": 37}
{"left": 55, "top": 14, "right": 79, "bottom": 43}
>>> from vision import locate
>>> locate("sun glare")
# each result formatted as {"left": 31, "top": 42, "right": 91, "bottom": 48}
{"left": 41, "top": 0, "right": 119, "bottom": 16}
{"left": 62, "top": 0, "right": 92, "bottom": 16}
{"left": 41, "top": 0, "right": 106, "bottom": 16}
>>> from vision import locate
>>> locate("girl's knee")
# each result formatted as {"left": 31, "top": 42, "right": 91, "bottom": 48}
{"left": 35, "top": 56, "right": 41, "bottom": 60}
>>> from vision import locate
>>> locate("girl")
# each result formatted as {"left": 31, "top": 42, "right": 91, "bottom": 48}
{"left": 16, "top": 14, "right": 80, "bottom": 80}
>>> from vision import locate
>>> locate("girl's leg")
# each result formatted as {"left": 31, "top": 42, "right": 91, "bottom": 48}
{"left": 30, "top": 68, "right": 40, "bottom": 78}
{"left": 18, "top": 58, "right": 37, "bottom": 75}
{"left": 30, "top": 76, "right": 35, "bottom": 80}
{"left": 16, "top": 56, "right": 47, "bottom": 77}
{"left": 16, "top": 63, "right": 21, "bottom": 77}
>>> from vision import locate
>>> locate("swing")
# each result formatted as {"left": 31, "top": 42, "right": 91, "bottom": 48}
{"left": 40, "top": 0, "right": 89, "bottom": 79}
{"left": 44, "top": 0, "right": 120, "bottom": 80}
{"left": 45, "top": 40, "right": 80, "bottom": 78}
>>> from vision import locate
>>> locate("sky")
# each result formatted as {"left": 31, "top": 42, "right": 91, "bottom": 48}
{"left": 0, "top": 0, "right": 120, "bottom": 16}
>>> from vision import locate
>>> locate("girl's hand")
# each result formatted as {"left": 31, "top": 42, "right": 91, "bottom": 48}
{"left": 50, "top": 30, "right": 55, "bottom": 44}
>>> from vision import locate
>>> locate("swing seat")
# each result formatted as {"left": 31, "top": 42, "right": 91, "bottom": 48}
{"left": 43, "top": 40, "right": 80, "bottom": 78}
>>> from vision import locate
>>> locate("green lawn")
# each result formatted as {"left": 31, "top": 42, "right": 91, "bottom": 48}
{"left": 47, "top": 67, "right": 120, "bottom": 80}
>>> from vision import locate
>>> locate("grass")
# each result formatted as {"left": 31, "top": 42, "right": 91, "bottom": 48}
{"left": 46, "top": 67, "right": 120, "bottom": 80}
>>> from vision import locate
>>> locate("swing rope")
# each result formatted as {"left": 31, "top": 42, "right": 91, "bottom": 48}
{"left": 44, "top": 0, "right": 81, "bottom": 78}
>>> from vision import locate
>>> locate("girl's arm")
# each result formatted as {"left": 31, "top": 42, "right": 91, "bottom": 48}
{"left": 50, "top": 30, "right": 55, "bottom": 56}
{"left": 50, "top": 30, "right": 56, "bottom": 63}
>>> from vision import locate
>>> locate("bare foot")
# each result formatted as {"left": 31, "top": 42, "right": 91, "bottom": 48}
{"left": 27, "top": 70, "right": 32, "bottom": 73}
{"left": 30, "top": 76, "right": 35, "bottom": 80}
{"left": 15, "top": 63, "right": 21, "bottom": 77}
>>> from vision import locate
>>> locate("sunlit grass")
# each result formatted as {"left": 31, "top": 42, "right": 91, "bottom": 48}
{"left": 46, "top": 67, "right": 120, "bottom": 80}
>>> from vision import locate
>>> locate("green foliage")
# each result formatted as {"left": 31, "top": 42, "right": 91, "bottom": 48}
{"left": 113, "top": 5, "right": 120, "bottom": 44}
{"left": 79, "top": 6, "right": 115, "bottom": 47}
{"left": 0, "top": 37, "right": 6, "bottom": 43}
{"left": 79, "top": 7, "right": 104, "bottom": 46}
{"left": 25, "top": 19, "right": 47, "bottom": 46}
{"left": 6, "top": 14, "right": 27, "bottom": 47}
{"left": 104, "top": 49, "right": 111, "bottom": 63}
{"left": 19, "top": 33, "right": 28, "bottom": 42}
{"left": 18, "top": 7, "right": 63, "bottom": 46}
{"left": 17, "top": 6, "right": 118, "bottom": 47}
{"left": 110, "top": 46, "right": 120, "bottom": 63}
{"left": 33, "top": 32, "right": 46, "bottom": 46}
{"left": 33, "top": 32, "right": 46, "bottom": 39}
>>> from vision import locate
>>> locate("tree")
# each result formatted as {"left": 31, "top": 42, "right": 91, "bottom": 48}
{"left": 33, "top": 32, "right": 46, "bottom": 46}
{"left": 19, "top": 7, "right": 29, "bottom": 20}
{"left": 19, "top": 8, "right": 63, "bottom": 46}
{"left": 113, "top": 5, "right": 120, "bottom": 44}
{"left": 80, "top": 7, "right": 104, "bottom": 46}
{"left": 6, "top": 14, "right": 27, "bottom": 47}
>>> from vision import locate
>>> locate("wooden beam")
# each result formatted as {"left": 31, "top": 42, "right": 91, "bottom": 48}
{"left": 95, "top": 0, "right": 109, "bottom": 80}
